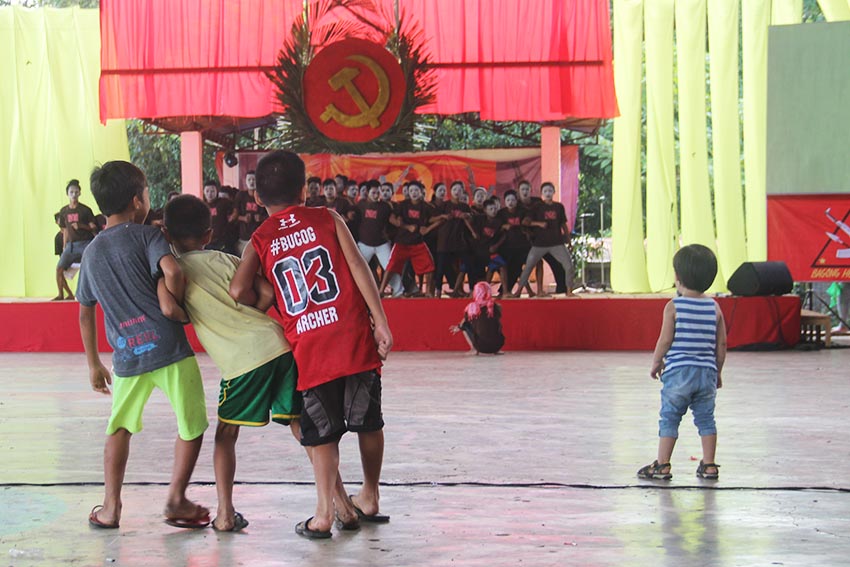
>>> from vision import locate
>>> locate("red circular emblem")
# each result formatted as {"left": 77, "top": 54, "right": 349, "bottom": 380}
{"left": 303, "top": 39, "right": 406, "bottom": 143}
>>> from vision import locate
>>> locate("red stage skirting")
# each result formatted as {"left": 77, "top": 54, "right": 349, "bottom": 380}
{"left": 0, "top": 295, "right": 800, "bottom": 352}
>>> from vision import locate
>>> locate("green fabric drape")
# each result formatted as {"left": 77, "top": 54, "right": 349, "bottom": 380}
{"left": 611, "top": 0, "right": 650, "bottom": 292}
{"left": 0, "top": 7, "right": 129, "bottom": 298}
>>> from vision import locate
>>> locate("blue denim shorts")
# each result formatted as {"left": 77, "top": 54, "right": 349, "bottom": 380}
{"left": 658, "top": 365, "right": 718, "bottom": 438}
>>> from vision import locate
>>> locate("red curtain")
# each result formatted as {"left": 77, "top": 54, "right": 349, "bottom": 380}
{"left": 99, "top": 0, "right": 617, "bottom": 122}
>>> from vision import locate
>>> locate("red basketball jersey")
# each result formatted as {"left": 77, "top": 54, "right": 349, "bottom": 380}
{"left": 252, "top": 206, "right": 381, "bottom": 390}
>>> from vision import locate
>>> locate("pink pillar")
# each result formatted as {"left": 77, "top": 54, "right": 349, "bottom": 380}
{"left": 180, "top": 131, "right": 203, "bottom": 198}
{"left": 540, "top": 126, "right": 562, "bottom": 198}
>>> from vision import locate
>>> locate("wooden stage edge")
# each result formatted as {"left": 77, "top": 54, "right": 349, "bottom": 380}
{"left": 0, "top": 294, "right": 801, "bottom": 353}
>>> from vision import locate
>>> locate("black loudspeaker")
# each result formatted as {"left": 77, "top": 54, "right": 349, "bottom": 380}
{"left": 727, "top": 261, "right": 793, "bottom": 296}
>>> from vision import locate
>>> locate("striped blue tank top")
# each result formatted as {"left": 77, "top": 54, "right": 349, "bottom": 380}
{"left": 664, "top": 296, "right": 718, "bottom": 373}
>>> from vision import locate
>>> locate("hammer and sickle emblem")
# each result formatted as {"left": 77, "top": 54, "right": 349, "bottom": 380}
{"left": 320, "top": 55, "right": 390, "bottom": 129}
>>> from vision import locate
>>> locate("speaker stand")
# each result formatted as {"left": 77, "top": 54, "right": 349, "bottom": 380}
{"left": 801, "top": 283, "right": 850, "bottom": 330}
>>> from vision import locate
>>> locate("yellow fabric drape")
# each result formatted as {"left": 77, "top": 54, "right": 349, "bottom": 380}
{"left": 611, "top": 0, "right": 650, "bottom": 292}
{"left": 742, "top": 0, "right": 771, "bottom": 261}
{"left": 708, "top": 0, "right": 748, "bottom": 284}
{"left": 0, "top": 7, "right": 129, "bottom": 298}
{"left": 675, "top": 0, "right": 721, "bottom": 289}
{"left": 644, "top": 0, "right": 677, "bottom": 291}
{"left": 771, "top": 0, "right": 803, "bottom": 23}
{"left": 817, "top": 0, "right": 850, "bottom": 20}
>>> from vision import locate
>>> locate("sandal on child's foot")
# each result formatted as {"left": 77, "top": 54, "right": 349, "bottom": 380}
{"left": 696, "top": 460, "right": 720, "bottom": 479}
{"left": 637, "top": 460, "right": 672, "bottom": 480}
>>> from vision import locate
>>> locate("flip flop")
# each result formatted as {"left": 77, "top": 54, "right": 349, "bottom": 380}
{"left": 295, "top": 516, "right": 332, "bottom": 539}
{"left": 88, "top": 505, "right": 119, "bottom": 529}
{"left": 164, "top": 505, "right": 211, "bottom": 529}
{"left": 349, "top": 495, "right": 390, "bottom": 523}
{"left": 212, "top": 511, "right": 249, "bottom": 532}
{"left": 334, "top": 512, "right": 361, "bottom": 531}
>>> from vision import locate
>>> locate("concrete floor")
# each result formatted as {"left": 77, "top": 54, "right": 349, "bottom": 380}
{"left": 1, "top": 349, "right": 849, "bottom": 566}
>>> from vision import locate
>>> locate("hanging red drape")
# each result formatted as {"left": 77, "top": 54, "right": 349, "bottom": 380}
{"left": 99, "top": 0, "right": 617, "bottom": 122}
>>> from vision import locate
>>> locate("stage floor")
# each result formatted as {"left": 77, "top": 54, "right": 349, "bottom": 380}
{"left": 1, "top": 350, "right": 848, "bottom": 566}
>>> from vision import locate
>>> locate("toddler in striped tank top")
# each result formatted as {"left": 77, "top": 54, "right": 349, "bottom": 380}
{"left": 638, "top": 245, "right": 727, "bottom": 481}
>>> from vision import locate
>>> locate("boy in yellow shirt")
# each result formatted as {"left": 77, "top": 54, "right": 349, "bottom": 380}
{"left": 159, "top": 195, "right": 359, "bottom": 532}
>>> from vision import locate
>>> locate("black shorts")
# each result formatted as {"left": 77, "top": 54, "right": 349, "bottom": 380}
{"left": 299, "top": 370, "right": 384, "bottom": 447}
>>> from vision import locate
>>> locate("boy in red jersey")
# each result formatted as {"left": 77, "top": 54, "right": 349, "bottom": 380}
{"left": 230, "top": 151, "right": 392, "bottom": 539}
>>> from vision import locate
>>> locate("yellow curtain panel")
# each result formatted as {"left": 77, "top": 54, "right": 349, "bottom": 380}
{"left": 675, "top": 0, "right": 722, "bottom": 290}
{"left": 817, "top": 0, "right": 850, "bottom": 20}
{"left": 0, "top": 7, "right": 129, "bottom": 298}
{"left": 708, "top": 0, "right": 748, "bottom": 283}
{"left": 611, "top": 0, "right": 650, "bottom": 292}
{"left": 644, "top": 0, "right": 678, "bottom": 292}
{"left": 610, "top": 0, "right": 807, "bottom": 290}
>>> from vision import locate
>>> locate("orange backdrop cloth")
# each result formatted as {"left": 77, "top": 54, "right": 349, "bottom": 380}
{"left": 98, "top": 0, "right": 617, "bottom": 123}
{"left": 222, "top": 147, "right": 580, "bottom": 231}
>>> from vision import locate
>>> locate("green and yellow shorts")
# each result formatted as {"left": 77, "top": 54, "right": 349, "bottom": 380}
{"left": 218, "top": 352, "right": 301, "bottom": 426}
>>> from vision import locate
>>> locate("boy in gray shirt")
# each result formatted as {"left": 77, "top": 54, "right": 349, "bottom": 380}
{"left": 77, "top": 161, "right": 209, "bottom": 530}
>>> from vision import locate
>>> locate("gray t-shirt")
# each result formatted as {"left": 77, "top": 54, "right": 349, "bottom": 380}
{"left": 77, "top": 222, "right": 194, "bottom": 377}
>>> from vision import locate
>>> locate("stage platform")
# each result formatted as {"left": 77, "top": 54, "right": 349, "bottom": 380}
{"left": 0, "top": 294, "right": 801, "bottom": 352}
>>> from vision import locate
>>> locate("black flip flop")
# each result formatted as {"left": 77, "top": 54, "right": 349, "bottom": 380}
{"left": 295, "top": 516, "right": 332, "bottom": 539}
{"left": 334, "top": 512, "right": 361, "bottom": 531}
{"left": 350, "top": 495, "right": 390, "bottom": 523}
{"left": 213, "top": 511, "right": 249, "bottom": 532}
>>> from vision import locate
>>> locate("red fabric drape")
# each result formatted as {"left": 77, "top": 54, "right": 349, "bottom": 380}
{"left": 99, "top": 0, "right": 617, "bottom": 122}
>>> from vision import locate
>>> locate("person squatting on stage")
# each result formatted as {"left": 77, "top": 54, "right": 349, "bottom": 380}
{"left": 637, "top": 244, "right": 727, "bottom": 481}
{"left": 231, "top": 150, "right": 392, "bottom": 539}
{"left": 450, "top": 281, "right": 506, "bottom": 354}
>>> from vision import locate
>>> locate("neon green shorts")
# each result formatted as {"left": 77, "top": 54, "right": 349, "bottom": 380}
{"left": 218, "top": 352, "right": 302, "bottom": 426}
{"left": 108, "top": 356, "right": 209, "bottom": 441}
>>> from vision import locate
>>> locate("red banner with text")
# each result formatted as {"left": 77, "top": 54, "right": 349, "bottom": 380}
{"left": 767, "top": 194, "right": 850, "bottom": 281}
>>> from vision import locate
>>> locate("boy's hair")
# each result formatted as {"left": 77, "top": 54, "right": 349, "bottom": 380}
{"left": 483, "top": 197, "right": 498, "bottom": 209}
{"left": 541, "top": 181, "right": 555, "bottom": 191}
{"left": 90, "top": 161, "right": 146, "bottom": 216}
{"left": 408, "top": 180, "right": 424, "bottom": 191}
{"left": 247, "top": 169, "right": 256, "bottom": 175}
{"left": 323, "top": 178, "right": 336, "bottom": 187}
{"left": 673, "top": 244, "right": 718, "bottom": 293}
{"left": 203, "top": 179, "right": 220, "bottom": 189}
{"left": 164, "top": 194, "right": 211, "bottom": 240}
{"left": 504, "top": 189, "right": 517, "bottom": 200}
{"left": 66, "top": 179, "right": 81, "bottom": 194}
{"left": 256, "top": 150, "right": 306, "bottom": 206}
{"left": 307, "top": 176, "right": 321, "bottom": 185}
